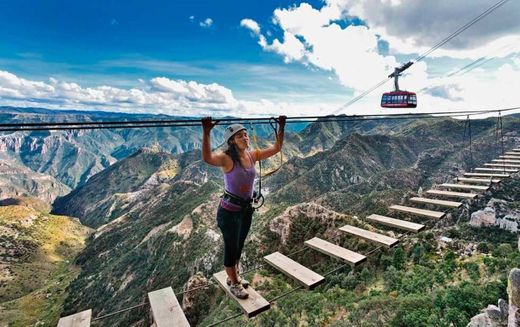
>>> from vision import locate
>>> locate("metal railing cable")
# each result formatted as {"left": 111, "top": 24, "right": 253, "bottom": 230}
{"left": 2, "top": 106, "right": 520, "bottom": 132}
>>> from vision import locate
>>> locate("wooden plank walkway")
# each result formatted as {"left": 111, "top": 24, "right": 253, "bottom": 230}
{"left": 213, "top": 270, "right": 270, "bottom": 318}
{"left": 439, "top": 183, "right": 488, "bottom": 191}
{"left": 148, "top": 287, "right": 190, "bottom": 327}
{"left": 498, "top": 155, "right": 520, "bottom": 160}
{"left": 493, "top": 159, "right": 520, "bottom": 164}
{"left": 57, "top": 310, "right": 92, "bottom": 327}
{"left": 410, "top": 197, "right": 462, "bottom": 208}
{"left": 464, "top": 172, "right": 510, "bottom": 178}
{"left": 366, "top": 214, "right": 424, "bottom": 233}
{"left": 485, "top": 163, "right": 520, "bottom": 168}
{"left": 475, "top": 167, "right": 517, "bottom": 172}
{"left": 426, "top": 189, "right": 477, "bottom": 199}
{"left": 264, "top": 252, "right": 324, "bottom": 289}
{"left": 390, "top": 204, "right": 445, "bottom": 218}
{"left": 304, "top": 237, "right": 366, "bottom": 266}
{"left": 339, "top": 225, "right": 399, "bottom": 248}
{"left": 454, "top": 177, "right": 499, "bottom": 184}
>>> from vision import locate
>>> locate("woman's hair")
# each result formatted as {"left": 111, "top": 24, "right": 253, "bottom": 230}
{"left": 225, "top": 138, "right": 243, "bottom": 168}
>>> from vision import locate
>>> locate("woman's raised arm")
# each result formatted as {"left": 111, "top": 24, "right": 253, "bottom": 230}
{"left": 253, "top": 115, "right": 286, "bottom": 161}
{"left": 202, "top": 117, "right": 226, "bottom": 167}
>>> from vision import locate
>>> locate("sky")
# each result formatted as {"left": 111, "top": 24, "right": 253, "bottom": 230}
{"left": 0, "top": 0, "right": 519, "bottom": 118}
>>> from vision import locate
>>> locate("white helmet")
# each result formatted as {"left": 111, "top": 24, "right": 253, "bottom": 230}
{"left": 221, "top": 124, "right": 246, "bottom": 151}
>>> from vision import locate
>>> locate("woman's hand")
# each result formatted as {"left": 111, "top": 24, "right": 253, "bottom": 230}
{"left": 202, "top": 117, "right": 216, "bottom": 134}
{"left": 278, "top": 115, "right": 286, "bottom": 131}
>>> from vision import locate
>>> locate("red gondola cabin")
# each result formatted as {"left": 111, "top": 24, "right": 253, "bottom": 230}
{"left": 381, "top": 91, "right": 417, "bottom": 108}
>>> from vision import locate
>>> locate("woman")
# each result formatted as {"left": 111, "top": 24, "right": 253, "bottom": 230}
{"left": 201, "top": 116, "right": 286, "bottom": 299}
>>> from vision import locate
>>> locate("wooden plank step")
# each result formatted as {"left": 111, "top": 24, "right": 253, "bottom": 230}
{"left": 57, "top": 310, "right": 92, "bottom": 327}
{"left": 148, "top": 287, "right": 190, "bottom": 327}
{"left": 493, "top": 159, "right": 520, "bottom": 163}
{"left": 454, "top": 177, "right": 500, "bottom": 184}
{"left": 475, "top": 167, "right": 517, "bottom": 172}
{"left": 366, "top": 214, "right": 425, "bottom": 233}
{"left": 505, "top": 152, "right": 520, "bottom": 156}
{"left": 464, "top": 172, "right": 510, "bottom": 178}
{"left": 264, "top": 252, "right": 324, "bottom": 289}
{"left": 390, "top": 204, "right": 445, "bottom": 219}
{"left": 213, "top": 270, "right": 270, "bottom": 318}
{"left": 439, "top": 183, "right": 489, "bottom": 191}
{"left": 304, "top": 237, "right": 366, "bottom": 266}
{"left": 499, "top": 155, "right": 520, "bottom": 160}
{"left": 426, "top": 189, "right": 477, "bottom": 199}
{"left": 485, "top": 163, "right": 520, "bottom": 168}
{"left": 339, "top": 225, "right": 399, "bottom": 248}
{"left": 410, "top": 197, "right": 462, "bottom": 208}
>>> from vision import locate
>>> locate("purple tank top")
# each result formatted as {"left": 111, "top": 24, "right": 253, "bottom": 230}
{"left": 221, "top": 151, "right": 256, "bottom": 211}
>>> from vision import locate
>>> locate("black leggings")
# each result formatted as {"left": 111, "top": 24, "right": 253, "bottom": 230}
{"left": 217, "top": 205, "right": 253, "bottom": 267}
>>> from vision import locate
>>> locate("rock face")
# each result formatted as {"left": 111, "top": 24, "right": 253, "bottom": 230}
{"left": 470, "top": 199, "right": 520, "bottom": 232}
{"left": 470, "top": 207, "right": 497, "bottom": 227}
{"left": 509, "top": 268, "right": 520, "bottom": 327}
{"left": 0, "top": 155, "right": 70, "bottom": 203}
{"left": 269, "top": 202, "right": 354, "bottom": 246}
{"left": 467, "top": 301, "right": 508, "bottom": 327}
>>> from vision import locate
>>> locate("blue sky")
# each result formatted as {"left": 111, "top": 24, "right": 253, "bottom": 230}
{"left": 0, "top": 0, "right": 340, "bottom": 97}
{"left": 0, "top": 0, "right": 519, "bottom": 117}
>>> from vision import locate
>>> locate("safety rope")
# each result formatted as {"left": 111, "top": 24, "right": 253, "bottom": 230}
{"left": 2, "top": 107, "right": 520, "bottom": 132}
{"left": 463, "top": 115, "right": 474, "bottom": 171}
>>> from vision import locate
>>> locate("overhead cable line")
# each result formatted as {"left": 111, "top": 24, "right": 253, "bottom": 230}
{"left": 2, "top": 106, "right": 520, "bottom": 132}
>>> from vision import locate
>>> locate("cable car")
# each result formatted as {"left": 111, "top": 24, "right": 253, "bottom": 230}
{"left": 381, "top": 62, "right": 417, "bottom": 108}
{"left": 381, "top": 91, "right": 417, "bottom": 108}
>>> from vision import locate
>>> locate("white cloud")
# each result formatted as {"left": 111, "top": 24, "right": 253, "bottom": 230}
{"left": 200, "top": 18, "right": 213, "bottom": 28}
{"left": 327, "top": 0, "right": 520, "bottom": 59}
{"left": 240, "top": 19, "right": 261, "bottom": 35}
{"left": 242, "top": 3, "right": 401, "bottom": 90}
{"left": 0, "top": 71, "right": 240, "bottom": 115}
{"left": 0, "top": 70, "right": 343, "bottom": 117}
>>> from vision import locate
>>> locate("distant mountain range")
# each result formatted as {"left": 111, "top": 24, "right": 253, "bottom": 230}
{"left": 0, "top": 106, "right": 307, "bottom": 196}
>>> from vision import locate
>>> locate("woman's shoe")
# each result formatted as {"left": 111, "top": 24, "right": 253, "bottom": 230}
{"left": 226, "top": 276, "right": 250, "bottom": 288}
{"left": 229, "top": 282, "right": 249, "bottom": 299}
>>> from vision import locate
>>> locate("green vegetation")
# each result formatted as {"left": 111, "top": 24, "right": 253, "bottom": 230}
{"left": 0, "top": 262, "right": 82, "bottom": 327}
{"left": 0, "top": 202, "right": 90, "bottom": 326}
